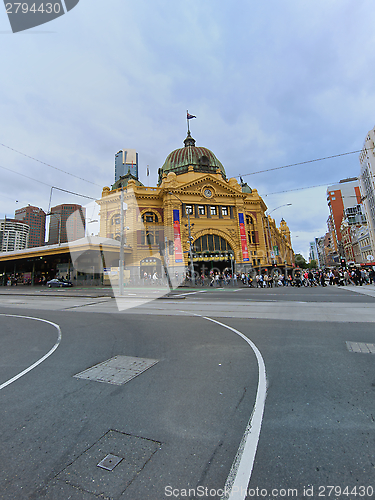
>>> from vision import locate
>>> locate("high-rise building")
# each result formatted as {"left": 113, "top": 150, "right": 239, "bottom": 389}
{"left": 0, "top": 218, "right": 30, "bottom": 252}
{"left": 326, "top": 178, "right": 362, "bottom": 249}
{"left": 15, "top": 205, "right": 46, "bottom": 247}
{"left": 47, "top": 204, "right": 86, "bottom": 245}
{"left": 359, "top": 127, "right": 375, "bottom": 255}
{"left": 115, "top": 149, "right": 138, "bottom": 181}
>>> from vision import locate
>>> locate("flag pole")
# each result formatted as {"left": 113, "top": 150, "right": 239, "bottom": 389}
{"left": 187, "top": 110, "right": 190, "bottom": 134}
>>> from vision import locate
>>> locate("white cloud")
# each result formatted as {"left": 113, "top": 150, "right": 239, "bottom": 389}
{"left": 1, "top": 0, "right": 375, "bottom": 253}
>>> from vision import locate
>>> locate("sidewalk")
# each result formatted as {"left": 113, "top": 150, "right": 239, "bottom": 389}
{"left": 0, "top": 281, "right": 248, "bottom": 298}
{"left": 337, "top": 283, "right": 375, "bottom": 298}
{"left": 0, "top": 284, "right": 197, "bottom": 299}
{"left": 0, "top": 285, "right": 115, "bottom": 298}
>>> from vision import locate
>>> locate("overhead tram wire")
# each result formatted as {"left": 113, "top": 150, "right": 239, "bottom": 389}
{"left": 262, "top": 181, "right": 340, "bottom": 197}
{"left": 238, "top": 146, "right": 375, "bottom": 178}
{"left": 0, "top": 163, "right": 96, "bottom": 201}
{"left": 0, "top": 142, "right": 102, "bottom": 187}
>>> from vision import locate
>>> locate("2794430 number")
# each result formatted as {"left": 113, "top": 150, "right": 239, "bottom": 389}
{"left": 318, "top": 485, "right": 374, "bottom": 496}
{"left": 5, "top": 3, "right": 61, "bottom": 14}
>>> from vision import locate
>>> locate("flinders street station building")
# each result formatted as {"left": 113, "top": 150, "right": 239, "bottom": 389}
{"left": 97, "top": 132, "right": 295, "bottom": 281}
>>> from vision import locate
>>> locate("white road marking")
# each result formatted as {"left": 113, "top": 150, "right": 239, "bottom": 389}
{"left": 173, "top": 290, "right": 208, "bottom": 297}
{"left": 0, "top": 314, "right": 62, "bottom": 391}
{"left": 202, "top": 316, "right": 267, "bottom": 500}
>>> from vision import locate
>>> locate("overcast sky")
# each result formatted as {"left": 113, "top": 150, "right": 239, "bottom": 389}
{"left": 1, "top": 0, "right": 375, "bottom": 258}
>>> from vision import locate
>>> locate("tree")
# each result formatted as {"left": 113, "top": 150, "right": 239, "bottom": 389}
{"left": 309, "top": 259, "right": 317, "bottom": 269}
{"left": 294, "top": 253, "right": 308, "bottom": 269}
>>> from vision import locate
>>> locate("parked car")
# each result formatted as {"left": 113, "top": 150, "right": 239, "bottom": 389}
{"left": 47, "top": 278, "right": 73, "bottom": 288}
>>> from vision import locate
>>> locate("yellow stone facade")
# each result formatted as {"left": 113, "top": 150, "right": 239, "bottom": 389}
{"left": 97, "top": 134, "right": 294, "bottom": 279}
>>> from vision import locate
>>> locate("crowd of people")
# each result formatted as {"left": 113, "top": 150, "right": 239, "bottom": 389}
{"left": 183, "top": 266, "right": 375, "bottom": 288}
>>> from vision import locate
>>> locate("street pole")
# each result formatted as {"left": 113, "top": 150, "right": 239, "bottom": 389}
{"left": 187, "top": 209, "right": 195, "bottom": 285}
{"left": 266, "top": 214, "right": 273, "bottom": 265}
{"left": 46, "top": 212, "right": 62, "bottom": 246}
{"left": 266, "top": 204, "right": 292, "bottom": 268}
{"left": 314, "top": 237, "right": 321, "bottom": 268}
{"left": 119, "top": 187, "right": 124, "bottom": 296}
{"left": 169, "top": 191, "right": 195, "bottom": 285}
{"left": 231, "top": 254, "right": 234, "bottom": 286}
{"left": 58, "top": 214, "right": 61, "bottom": 246}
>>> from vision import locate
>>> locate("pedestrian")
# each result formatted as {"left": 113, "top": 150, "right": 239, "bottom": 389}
{"left": 329, "top": 270, "right": 334, "bottom": 286}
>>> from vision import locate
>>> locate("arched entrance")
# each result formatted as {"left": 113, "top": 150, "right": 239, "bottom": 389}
{"left": 140, "top": 257, "right": 162, "bottom": 279}
{"left": 192, "top": 234, "right": 235, "bottom": 276}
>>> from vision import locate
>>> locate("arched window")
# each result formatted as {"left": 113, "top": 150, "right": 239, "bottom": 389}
{"left": 193, "top": 234, "right": 233, "bottom": 253}
{"left": 199, "top": 155, "right": 210, "bottom": 167}
{"left": 141, "top": 212, "right": 159, "bottom": 223}
{"left": 111, "top": 213, "right": 121, "bottom": 225}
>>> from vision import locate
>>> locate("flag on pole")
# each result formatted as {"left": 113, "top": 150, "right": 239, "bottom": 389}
{"left": 187, "top": 112, "right": 196, "bottom": 119}
{"left": 147, "top": 166, "right": 150, "bottom": 176}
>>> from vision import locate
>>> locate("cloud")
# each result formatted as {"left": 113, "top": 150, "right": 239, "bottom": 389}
{"left": 1, "top": 0, "right": 375, "bottom": 256}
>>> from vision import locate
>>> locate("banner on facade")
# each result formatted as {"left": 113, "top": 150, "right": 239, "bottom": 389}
{"left": 238, "top": 213, "right": 250, "bottom": 262}
{"left": 173, "top": 209, "right": 183, "bottom": 263}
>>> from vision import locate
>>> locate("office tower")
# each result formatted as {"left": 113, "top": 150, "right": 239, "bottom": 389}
{"left": 326, "top": 178, "right": 362, "bottom": 248}
{"left": 359, "top": 128, "right": 375, "bottom": 254}
{"left": 15, "top": 205, "right": 46, "bottom": 247}
{"left": 47, "top": 204, "right": 86, "bottom": 245}
{"left": 115, "top": 149, "right": 138, "bottom": 181}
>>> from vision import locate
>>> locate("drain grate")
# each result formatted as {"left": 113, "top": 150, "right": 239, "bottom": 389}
{"left": 74, "top": 355, "right": 159, "bottom": 385}
{"left": 97, "top": 453, "right": 123, "bottom": 471}
{"left": 346, "top": 341, "right": 375, "bottom": 354}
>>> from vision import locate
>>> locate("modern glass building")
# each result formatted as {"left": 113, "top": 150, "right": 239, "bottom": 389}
{"left": 115, "top": 149, "right": 138, "bottom": 181}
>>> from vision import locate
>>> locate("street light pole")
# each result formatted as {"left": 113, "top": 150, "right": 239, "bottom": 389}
{"left": 186, "top": 208, "right": 195, "bottom": 285}
{"left": 266, "top": 204, "right": 292, "bottom": 266}
{"left": 46, "top": 212, "right": 62, "bottom": 246}
{"left": 168, "top": 191, "right": 195, "bottom": 285}
{"left": 119, "top": 187, "right": 128, "bottom": 296}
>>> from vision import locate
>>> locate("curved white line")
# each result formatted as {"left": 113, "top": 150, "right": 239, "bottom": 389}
{"left": 0, "top": 314, "right": 62, "bottom": 391}
{"left": 202, "top": 316, "right": 267, "bottom": 500}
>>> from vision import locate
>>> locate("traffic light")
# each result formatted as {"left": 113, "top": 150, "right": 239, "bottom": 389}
{"left": 168, "top": 240, "right": 174, "bottom": 255}
{"left": 340, "top": 258, "right": 346, "bottom": 268}
{"left": 159, "top": 241, "right": 165, "bottom": 254}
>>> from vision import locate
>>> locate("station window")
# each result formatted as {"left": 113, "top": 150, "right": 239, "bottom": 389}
{"left": 210, "top": 206, "right": 217, "bottom": 216}
{"left": 185, "top": 205, "right": 193, "bottom": 215}
{"left": 142, "top": 212, "right": 158, "bottom": 223}
{"left": 198, "top": 206, "right": 205, "bottom": 215}
{"left": 222, "top": 206, "right": 228, "bottom": 216}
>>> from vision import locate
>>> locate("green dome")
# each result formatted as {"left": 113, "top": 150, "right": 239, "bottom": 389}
{"left": 158, "top": 132, "right": 226, "bottom": 184}
{"left": 241, "top": 182, "right": 252, "bottom": 193}
{"left": 112, "top": 172, "right": 144, "bottom": 190}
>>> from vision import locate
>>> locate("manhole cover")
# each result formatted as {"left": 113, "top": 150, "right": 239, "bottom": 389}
{"left": 74, "top": 355, "right": 159, "bottom": 385}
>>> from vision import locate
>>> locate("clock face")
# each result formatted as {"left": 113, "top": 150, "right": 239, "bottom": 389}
{"left": 204, "top": 188, "right": 212, "bottom": 198}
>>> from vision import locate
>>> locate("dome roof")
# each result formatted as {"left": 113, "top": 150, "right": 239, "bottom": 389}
{"left": 111, "top": 172, "right": 144, "bottom": 190}
{"left": 158, "top": 132, "right": 226, "bottom": 184}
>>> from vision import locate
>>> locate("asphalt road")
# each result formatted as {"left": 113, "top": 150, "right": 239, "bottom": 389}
{"left": 0, "top": 285, "right": 374, "bottom": 500}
